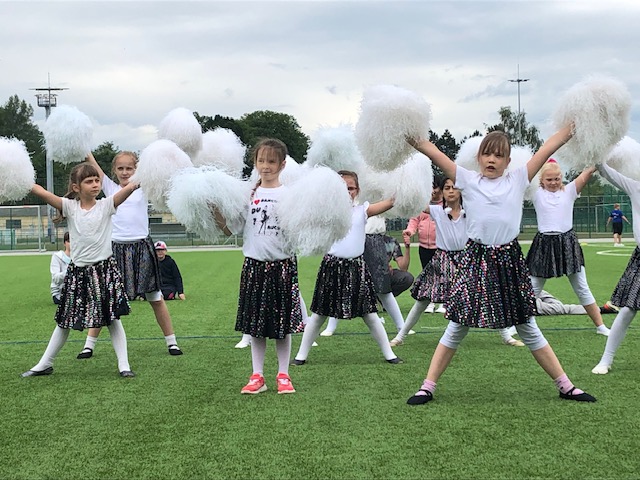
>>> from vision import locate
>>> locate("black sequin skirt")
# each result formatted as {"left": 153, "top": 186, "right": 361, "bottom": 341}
{"left": 112, "top": 237, "right": 161, "bottom": 299}
{"left": 611, "top": 247, "right": 640, "bottom": 310}
{"left": 447, "top": 240, "right": 536, "bottom": 328}
{"left": 311, "top": 254, "right": 378, "bottom": 319}
{"left": 54, "top": 257, "right": 131, "bottom": 331}
{"left": 235, "top": 256, "right": 303, "bottom": 339}
{"left": 411, "top": 249, "right": 463, "bottom": 302}
{"left": 526, "top": 229, "right": 584, "bottom": 278}
{"left": 363, "top": 233, "right": 392, "bottom": 294}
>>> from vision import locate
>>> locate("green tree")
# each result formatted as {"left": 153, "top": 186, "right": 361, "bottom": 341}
{"left": 194, "top": 113, "right": 245, "bottom": 141}
{"left": 486, "top": 106, "right": 543, "bottom": 150}
{"left": 239, "top": 110, "right": 309, "bottom": 163}
{"left": 92, "top": 141, "right": 121, "bottom": 177}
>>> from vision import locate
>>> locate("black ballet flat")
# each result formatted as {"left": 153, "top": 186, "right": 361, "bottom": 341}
{"left": 119, "top": 370, "right": 136, "bottom": 378}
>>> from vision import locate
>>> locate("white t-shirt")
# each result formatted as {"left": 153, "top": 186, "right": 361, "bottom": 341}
{"left": 455, "top": 165, "right": 528, "bottom": 246}
{"left": 242, "top": 186, "right": 291, "bottom": 262}
{"left": 329, "top": 203, "right": 369, "bottom": 258}
{"left": 430, "top": 205, "right": 468, "bottom": 251}
{"left": 533, "top": 182, "right": 578, "bottom": 233}
{"left": 50, "top": 250, "right": 71, "bottom": 296}
{"left": 102, "top": 175, "right": 149, "bottom": 241}
{"left": 365, "top": 215, "right": 386, "bottom": 234}
{"left": 599, "top": 163, "right": 640, "bottom": 245}
{"left": 62, "top": 197, "right": 116, "bottom": 266}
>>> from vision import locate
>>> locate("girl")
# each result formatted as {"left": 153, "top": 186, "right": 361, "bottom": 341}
{"left": 292, "top": 170, "right": 402, "bottom": 365}
{"left": 22, "top": 163, "right": 137, "bottom": 378}
{"left": 389, "top": 177, "right": 522, "bottom": 347}
{"left": 405, "top": 129, "right": 596, "bottom": 404}
{"left": 526, "top": 160, "right": 609, "bottom": 336}
{"left": 219, "top": 138, "right": 302, "bottom": 394}
{"left": 76, "top": 152, "right": 183, "bottom": 359}
{"left": 592, "top": 163, "right": 640, "bottom": 374}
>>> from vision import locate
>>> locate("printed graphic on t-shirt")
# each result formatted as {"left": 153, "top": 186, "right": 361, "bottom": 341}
{"left": 251, "top": 198, "right": 280, "bottom": 237}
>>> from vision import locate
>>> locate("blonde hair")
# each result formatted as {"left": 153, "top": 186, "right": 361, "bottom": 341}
{"left": 539, "top": 161, "right": 564, "bottom": 190}
{"left": 477, "top": 131, "right": 511, "bottom": 160}
{"left": 111, "top": 151, "right": 138, "bottom": 178}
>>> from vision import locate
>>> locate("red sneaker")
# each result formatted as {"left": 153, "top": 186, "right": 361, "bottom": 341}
{"left": 241, "top": 373, "right": 267, "bottom": 394}
{"left": 276, "top": 372, "right": 296, "bottom": 394}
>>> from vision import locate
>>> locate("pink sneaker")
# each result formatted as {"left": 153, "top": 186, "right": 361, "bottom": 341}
{"left": 241, "top": 373, "right": 267, "bottom": 394}
{"left": 276, "top": 372, "right": 296, "bottom": 394}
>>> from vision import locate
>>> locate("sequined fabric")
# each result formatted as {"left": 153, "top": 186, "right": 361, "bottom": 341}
{"left": 447, "top": 240, "right": 536, "bottom": 328}
{"left": 526, "top": 229, "right": 584, "bottom": 278}
{"left": 411, "top": 249, "right": 463, "bottom": 303}
{"left": 112, "top": 237, "right": 160, "bottom": 299}
{"left": 311, "top": 254, "right": 378, "bottom": 319}
{"left": 611, "top": 246, "right": 640, "bottom": 310}
{"left": 235, "top": 256, "right": 302, "bottom": 339}
{"left": 55, "top": 257, "right": 131, "bottom": 331}
{"left": 363, "top": 233, "right": 402, "bottom": 294}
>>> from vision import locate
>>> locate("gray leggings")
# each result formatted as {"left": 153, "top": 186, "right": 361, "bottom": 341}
{"left": 439, "top": 318, "right": 549, "bottom": 351}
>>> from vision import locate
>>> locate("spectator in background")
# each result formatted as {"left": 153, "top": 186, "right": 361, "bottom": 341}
{"left": 607, "top": 203, "right": 631, "bottom": 247}
{"left": 155, "top": 241, "right": 186, "bottom": 300}
{"left": 50, "top": 231, "right": 71, "bottom": 305}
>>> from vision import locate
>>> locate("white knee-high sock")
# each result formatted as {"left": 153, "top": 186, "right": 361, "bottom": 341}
{"left": 363, "top": 313, "right": 397, "bottom": 360}
{"left": 107, "top": 320, "right": 131, "bottom": 372}
{"left": 393, "top": 300, "right": 428, "bottom": 342}
{"left": 32, "top": 326, "right": 70, "bottom": 371}
{"left": 599, "top": 307, "right": 636, "bottom": 367}
{"left": 378, "top": 293, "right": 405, "bottom": 330}
{"left": 251, "top": 336, "right": 267, "bottom": 374}
{"left": 300, "top": 295, "right": 309, "bottom": 325}
{"left": 295, "top": 313, "right": 326, "bottom": 361}
{"left": 276, "top": 335, "right": 291, "bottom": 374}
{"left": 324, "top": 317, "right": 338, "bottom": 333}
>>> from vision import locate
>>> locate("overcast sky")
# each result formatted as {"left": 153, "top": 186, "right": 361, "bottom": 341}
{"left": 1, "top": 0, "right": 639, "bottom": 157}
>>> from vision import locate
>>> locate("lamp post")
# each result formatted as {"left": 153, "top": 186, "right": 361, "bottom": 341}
{"left": 508, "top": 64, "right": 529, "bottom": 145}
{"left": 30, "top": 75, "right": 68, "bottom": 243}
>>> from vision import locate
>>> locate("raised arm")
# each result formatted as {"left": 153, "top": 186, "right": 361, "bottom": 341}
{"left": 409, "top": 139, "right": 457, "bottom": 182}
{"left": 31, "top": 184, "right": 63, "bottom": 212}
{"left": 367, "top": 198, "right": 394, "bottom": 217}
{"left": 527, "top": 125, "right": 573, "bottom": 181}
{"left": 211, "top": 205, "right": 232, "bottom": 236}
{"left": 396, "top": 245, "right": 410, "bottom": 271}
{"left": 85, "top": 152, "right": 105, "bottom": 180}
{"left": 113, "top": 182, "right": 140, "bottom": 208}
{"left": 574, "top": 166, "right": 596, "bottom": 194}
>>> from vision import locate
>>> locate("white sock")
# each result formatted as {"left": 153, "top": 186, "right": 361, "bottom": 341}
{"left": 275, "top": 335, "right": 291, "bottom": 374}
{"left": 597, "top": 324, "right": 610, "bottom": 333}
{"left": 299, "top": 295, "right": 310, "bottom": 325}
{"left": 32, "top": 326, "right": 70, "bottom": 371}
{"left": 499, "top": 328, "right": 513, "bottom": 341}
{"left": 295, "top": 314, "right": 326, "bottom": 361}
{"left": 598, "top": 307, "right": 636, "bottom": 367}
{"left": 393, "top": 300, "right": 428, "bottom": 343}
{"left": 324, "top": 317, "right": 338, "bottom": 334}
{"left": 164, "top": 334, "right": 178, "bottom": 347}
{"left": 378, "top": 293, "right": 405, "bottom": 330}
{"left": 363, "top": 313, "right": 397, "bottom": 360}
{"left": 82, "top": 334, "right": 98, "bottom": 352}
{"left": 250, "top": 336, "right": 267, "bottom": 375}
{"left": 107, "top": 320, "right": 131, "bottom": 372}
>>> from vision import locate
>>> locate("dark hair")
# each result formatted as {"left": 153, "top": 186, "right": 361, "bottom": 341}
{"left": 440, "top": 176, "right": 465, "bottom": 219}
{"left": 337, "top": 170, "right": 360, "bottom": 191}
{"left": 251, "top": 138, "right": 288, "bottom": 193}
{"left": 63, "top": 231, "right": 70, "bottom": 243}
{"left": 478, "top": 131, "right": 511, "bottom": 159}
{"left": 53, "top": 163, "right": 101, "bottom": 223}
{"left": 432, "top": 174, "right": 445, "bottom": 190}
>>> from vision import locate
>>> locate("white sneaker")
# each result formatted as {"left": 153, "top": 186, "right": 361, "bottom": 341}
{"left": 312, "top": 341, "right": 319, "bottom": 347}
{"left": 620, "top": 244, "right": 625, "bottom": 247}
{"left": 597, "top": 326, "right": 610, "bottom": 337}
{"left": 389, "top": 338, "right": 403, "bottom": 347}
{"left": 591, "top": 364, "right": 611, "bottom": 375}
{"left": 407, "top": 329, "right": 416, "bottom": 335}
{"left": 435, "top": 305, "right": 446, "bottom": 314}
{"left": 234, "top": 339, "right": 251, "bottom": 349}
{"left": 319, "top": 330, "right": 334, "bottom": 337}
{"left": 425, "top": 303, "right": 435, "bottom": 313}
{"left": 503, "top": 337, "right": 525, "bottom": 347}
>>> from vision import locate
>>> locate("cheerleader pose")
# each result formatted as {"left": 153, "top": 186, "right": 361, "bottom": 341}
{"left": 292, "top": 170, "right": 402, "bottom": 365}
{"left": 76, "top": 152, "right": 183, "bottom": 359}
{"left": 592, "top": 163, "right": 640, "bottom": 374}
{"left": 22, "top": 163, "right": 136, "bottom": 377}
{"left": 405, "top": 129, "right": 596, "bottom": 404}
{"left": 526, "top": 160, "right": 609, "bottom": 336}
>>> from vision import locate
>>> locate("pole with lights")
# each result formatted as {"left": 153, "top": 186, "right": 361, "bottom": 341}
{"left": 508, "top": 64, "right": 529, "bottom": 145}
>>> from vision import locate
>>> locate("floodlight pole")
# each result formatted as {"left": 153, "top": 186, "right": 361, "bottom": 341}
{"left": 508, "top": 64, "right": 529, "bottom": 145}
{"left": 30, "top": 74, "right": 68, "bottom": 243}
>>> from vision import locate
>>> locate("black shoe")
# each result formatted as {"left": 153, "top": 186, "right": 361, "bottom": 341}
{"left": 77, "top": 348, "right": 93, "bottom": 359}
{"left": 168, "top": 345, "right": 183, "bottom": 356}
{"left": 386, "top": 357, "right": 403, "bottom": 364}
{"left": 120, "top": 370, "right": 136, "bottom": 378}
{"left": 21, "top": 366, "right": 54, "bottom": 378}
{"left": 407, "top": 390, "right": 434, "bottom": 405}
{"left": 291, "top": 359, "right": 306, "bottom": 366}
{"left": 559, "top": 387, "right": 596, "bottom": 402}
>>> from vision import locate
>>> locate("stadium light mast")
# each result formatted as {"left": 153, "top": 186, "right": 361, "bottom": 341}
{"left": 508, "top": 64, "right": 529, "bottom": 145}
{"left": 30, "top": 74, "right": 68, "bottom": 243}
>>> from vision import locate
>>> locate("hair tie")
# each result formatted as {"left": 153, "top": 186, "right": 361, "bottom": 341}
{"left": 444, "top": 207, "right": 452, "bottom": 214}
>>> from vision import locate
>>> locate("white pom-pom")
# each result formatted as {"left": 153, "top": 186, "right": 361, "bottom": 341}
{"left": 604, "top": 136, "right": 640, "bottom": 182}
{"left": 383, "top": 153, "right": 433, "bottom": 218}
{"left": 307, "top": 124, "right": 364, "bottom": 172}
{"left": 355, "top": 85, "right": 431, "bottom": 171}
{"left": 507, "top": 145, "right": 537, "bottom": 200}
{"left": 158, "top": 108, "right": 203, "bottom": 160}
{"left": 249, "top": 156, "right": 307, "bottom": 186}
{"left": 193, "top": 129, "right": 246, "bottom": 177}
{"left": 358, "top": 165, "right": 387, "bottom": 204}
{"left": 278, "top": 166, "right": 353, "bottom": 256}
{"left": 0, "top": 137, "right": 35, "bottom": 201}
{"left": 132, "top": 139, "right": 193, "bottom": 211}
{"left": 42, "top": 105, "right": 93, "bottom": 164}
{"left": 553, "top": 75, "right": 631, "bottom": 170}
{"left": 455, "top": 136, "right": 484, "bottom": 172}
{"left": 167, "top": 167, "right": 251, "bottom": 241}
